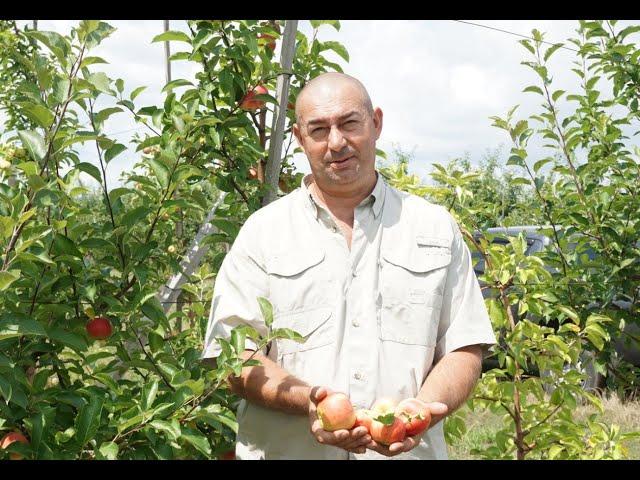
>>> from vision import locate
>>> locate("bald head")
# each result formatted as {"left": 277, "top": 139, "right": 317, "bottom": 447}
{"left": 295, "top": 72, "right": 374, "bottom": 124}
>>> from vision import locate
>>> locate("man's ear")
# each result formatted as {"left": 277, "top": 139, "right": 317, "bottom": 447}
{"left": 373, "top": 107, "right": 383, "bottom": 140}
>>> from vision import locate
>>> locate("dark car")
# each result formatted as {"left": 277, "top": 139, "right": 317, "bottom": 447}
{"left": 471, "top": 226, "right": 639, "bottom": 391}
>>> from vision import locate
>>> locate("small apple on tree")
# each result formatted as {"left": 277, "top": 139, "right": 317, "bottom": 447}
{"left": 240, "top": 85, "right": 269, "bottom": 111}
{"left": 1, "top": 431, "right": 29, "bottom": 460}
{"left": 86, "top": 317, "right": 113, "bottom": 340}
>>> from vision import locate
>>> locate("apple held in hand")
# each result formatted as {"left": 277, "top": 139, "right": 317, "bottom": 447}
{"left": 1, "top": 431, "right": 29, "bottom": 460}
{"left": 395, "top": 398, "right": 432, "bottom": 437}
{"left": 86, "top": 316, "right": 113, "bottom": 340}
{"left": 369, "top": 414, "right": 406, "bottom": 446}
{"left": 316, "top": 392, "right": 356, "bottom": 431}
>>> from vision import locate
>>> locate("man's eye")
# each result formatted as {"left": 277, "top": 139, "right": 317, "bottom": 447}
{"left": 311, "top": 127, "right": 327, "bottom": 134}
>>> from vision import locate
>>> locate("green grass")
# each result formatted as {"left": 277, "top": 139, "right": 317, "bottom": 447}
{"left": 447, "top": 393, "right": 640, "bottom": 459}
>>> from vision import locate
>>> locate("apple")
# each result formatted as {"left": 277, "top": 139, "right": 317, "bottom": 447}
{"left": 167, "top": 245, "right": 176, "bottom": 254}
{"left": 240, "top": 85, "right": 269, "bottom": 111}
{"left": 258, "top": 33, "right": 276, "bottom": 51}
{"left": 371, "top": 397, "right": 397, "bottom": 416}
{"left": 395, "top": 398, "right": 432, "bottom": 437}
{"left": 0, "top": 158, "right": 11, "bottom": 170}
{"left": 316, "top": 392, "right": 356, "bottom": 431}
{"left": 142, "top": 147, "right": 153, "bottom": 155}
{"left": 369, "top": 415, "right": 406, "bottom": 446}
{"left": 354, "top": 408, "right": 373, "bottom": 431}
{"left": 86, "top": 317, "right": 113, "bottom": 340}
{"left": 220, "top": 449, "right": 235, "bottom": 460}
{"left": 161, "top": 212, "right": 170, "bottom": 221}
{"left": 1, "top": 431, "right": 29, "bottom": 460}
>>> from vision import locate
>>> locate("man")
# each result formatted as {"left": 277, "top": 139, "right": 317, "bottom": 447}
{"left": 202, "top": 72, "right": 496, "bottom": 459}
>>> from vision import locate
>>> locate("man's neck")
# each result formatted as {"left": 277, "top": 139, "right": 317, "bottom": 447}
{"left": 309, "top": 172, "right": 378, "bottom": 216}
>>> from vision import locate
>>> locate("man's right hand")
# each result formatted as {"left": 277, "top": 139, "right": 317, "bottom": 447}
{"left": 308, "top": 386, "right": 371, "bottom": 455}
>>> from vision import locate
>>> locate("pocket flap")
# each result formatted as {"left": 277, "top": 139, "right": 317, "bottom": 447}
{"left": 273, "top": 307, "right": 333, "bottom": 353}
{"left": 265, "top": 249, "right": 324, "bottom": 276}
{"left": 383, "top": 236, "right": 451, "bottom": 273}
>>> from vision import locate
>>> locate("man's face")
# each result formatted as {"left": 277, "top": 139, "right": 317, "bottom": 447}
{"left": 293, "top": 82, "right": 383, "bottom": 193}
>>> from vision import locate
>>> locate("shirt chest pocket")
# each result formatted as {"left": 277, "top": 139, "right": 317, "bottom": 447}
{"left": 379, "top": 236, "right": 451, "bottom": 346}
{"left": 271, "top": 307, "right": 334, "bottom": 356}
{"left": 265, "top": 249, "right": 333, "bottom": 315}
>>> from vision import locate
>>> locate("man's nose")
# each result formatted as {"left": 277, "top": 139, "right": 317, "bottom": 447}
{"left": 327, "top": 125, "right": 347, "bottom": 151}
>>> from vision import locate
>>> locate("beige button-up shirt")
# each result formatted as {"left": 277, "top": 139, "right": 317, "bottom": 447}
{"left": 202, "top": 172, "right": 496, "bottom": 460}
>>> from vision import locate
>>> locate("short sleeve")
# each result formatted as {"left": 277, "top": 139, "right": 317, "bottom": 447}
{"left": 201, "top": 216, "right": 269, "bottom": 359}
{"left": 433, "top": 214, "right": 497, "bottom": 363}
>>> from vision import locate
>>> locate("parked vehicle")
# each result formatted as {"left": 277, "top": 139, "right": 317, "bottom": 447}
{"left": 471, "top": 226, "right": 639, "bottom": 392}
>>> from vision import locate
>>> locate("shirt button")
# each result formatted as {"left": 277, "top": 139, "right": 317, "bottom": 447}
{"left": 352, "top": 320, "right": 360, "bottom": 327}
{"left": 331, "top": 226, "right": 337, "bottom": 233}
{"left": 354, "top": 372, "right": 362, "bottom": 380}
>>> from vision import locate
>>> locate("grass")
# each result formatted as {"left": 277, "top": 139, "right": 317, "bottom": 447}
{"left": 447, "top": 392, "right": 640, "bottom": 459}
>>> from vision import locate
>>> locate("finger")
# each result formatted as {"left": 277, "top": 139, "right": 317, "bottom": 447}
{"left": 312, "top": 426, "right": 350, "bottom": 445}
{"left": 339, "top": 433, "right": 372, "bottom": 451}
{"left": 427, "top": 401, "right": 449, "bottom": 416}
{"left": 347, "top": 446, "right": 366, "bottom": 455}
{"left": 310, "top": 385, "right": 328, "bottom": 404}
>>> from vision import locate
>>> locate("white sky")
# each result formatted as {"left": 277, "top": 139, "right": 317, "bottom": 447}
{"left": 8, "top": 19, "right": 640, "bottom": 188}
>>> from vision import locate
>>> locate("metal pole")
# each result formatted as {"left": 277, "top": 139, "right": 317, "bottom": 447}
{"left": 262, "top": 20, "right": 299, "bottom": 207}
{"left": 163, "top": 20, "right": 171, "bottom": 84}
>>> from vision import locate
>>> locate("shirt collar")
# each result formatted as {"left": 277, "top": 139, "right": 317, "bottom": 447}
{"left": 300, "top": 171, "right": 386, "bottom": 219}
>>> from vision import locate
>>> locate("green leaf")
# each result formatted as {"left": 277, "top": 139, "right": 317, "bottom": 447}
{"left": 52, "top": 77, "right": 71, "bottom": 104}
{"left": 321, "top": 41, "right": 349, "bottom": 62}
{"left": 33, "top": 188, "right": 61, "bottom": 207}
{"left": 148, "top": 158, "right": 170, "bottom": 189}
{"left": 257, "top": 297, "right": 273, "bottom": 328}
{"left": 105, "top": 144, "right": 127, "bottom": 163}
{"left": 0, "top": 315, "right": 47, "bottom": 340}
{"left": 120, "top": 206, "right": 151, "bottom": 228}
{"left": 46, "top": 327, "right": 88, "bottom": 353}
{"left": 150, "top": 419, "right": 181, "bottom": 441}
{"left": 142, "top": 378, "right": 159, "bottom": 411}
{"left": 0, "top": 270, "right": 20, "bottom": 291}
{"left": 81, "top": 56, "right": 109, "bottom": 68}
{"left": 162, "top": 79, "right": 194, "bottom": 93}
{"left": 16, "top": 102, "right": 55, "bottom": 128}
{"left": 523, "top": 85, "right": 544, "bottom": 95}
{"left": 76, "top": 162, "right": 102, "bottom": 184}
{"left": 130, "top": 86, "right": 147, "bottom": 101}
{"left": 181, "top": 427, "right": 212, "bottom": 456}
{"left": 75, "top": 394, "right": 104, "bottom": 447}
{"left": 25, "top": 30, "right": 70, "bottom": 62}
{"left": 88, "top": 72, "right": 112, "bottom": 94}
{"left": 53, "top": 233, "right": 82, "bottom": 258}
{"left": 97, "top": 441, "right": 119, "bottom": 460}
{"left": 152, "top": 31, "right": 192, "bottom": 44}
{"left": 543, "top": 43, "right": 564, "bottom": 62}
{"left": 18, "top": 130, "right": 46, "bottom": 162}
{"left": 309, "top": 20, "right": 341, "bottom": 31}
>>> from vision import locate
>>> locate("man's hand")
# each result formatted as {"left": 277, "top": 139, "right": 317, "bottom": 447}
{"left": 366, "top": 401, "right": 448, "bottom": 457}
{"left": 308, "top": 386, "right": 371, "bottom": 454}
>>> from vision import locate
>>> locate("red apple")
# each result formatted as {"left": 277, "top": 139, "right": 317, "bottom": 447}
{"left": 369, "top": 415, "right": 406, "bottom": 446}
{"left": 240, "top": 85, "right": 269, "bottom": 111}
{"left": 258, "top": 33, "right": 276, "bottom": 51}
{"left": 220, "top": 449, "right": 236, "bottom": 460}
{"left": 316, "top": 392, "right": 356, "bottom": 431}
{"left": 1, "top": 431, "right": 29, "bottom": 460}
{"left": 371, "top": 397, "right": 397, "bottom": 416}
{"left": 86, "top": 317, "right": 113, "bottom": 340}
{"left": 395, "top": 398, "right": 432, "bottom": 437}
{"left": 354, "top": 408, "right": 373, "bottom": 431}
